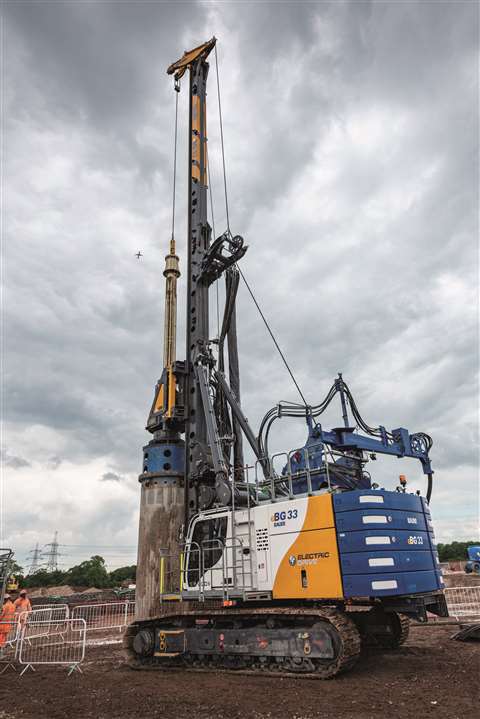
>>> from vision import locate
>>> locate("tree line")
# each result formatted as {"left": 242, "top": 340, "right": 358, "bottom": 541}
{"left": 13, "top": 556, "right": 136, "bottom": 589}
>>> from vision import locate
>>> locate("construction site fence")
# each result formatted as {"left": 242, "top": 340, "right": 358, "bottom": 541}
{"left": 0, "top": 619, "right": 19, "bottom": 655}
{"left": 0, "top": 618, "right": 86, "bottom": 675}
{"left": 444, "top": 586, "right": 480, "bottom": 620}
{"left": 18, "top": 619, "right": 86, "bottom": 675}
{"left": 70, "top": 600, "right": 135, "bottom": 632}
{"left": 0, "top": 605, "right": 71, "bottom": 650}
{"left": 32, "top": 603, "right": 70, "bottom": 616}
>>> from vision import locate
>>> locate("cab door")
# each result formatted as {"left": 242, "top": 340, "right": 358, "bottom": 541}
{"left": 184, "top": 513, "right": 228, "bottom": 594}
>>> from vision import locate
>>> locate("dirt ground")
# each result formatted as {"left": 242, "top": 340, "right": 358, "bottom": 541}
{"left": 444, "top": 572, "right": 480, "bottom": 588}
{"left": 0, "top": 625, "right": 478, "bottom": 719}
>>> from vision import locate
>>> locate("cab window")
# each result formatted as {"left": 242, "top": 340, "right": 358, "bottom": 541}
{"left": 187, "top": 516, "right": 228, "bottom": 587}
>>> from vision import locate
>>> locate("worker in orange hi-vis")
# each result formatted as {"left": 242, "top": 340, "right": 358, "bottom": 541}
{"left": 14, "top": 589, "right": 32, "bottom": 627}
{"left": 14, "top": 589, "right": 32, "bottom": 615}
{"left": 0, "top": 595, "right": 16, "bottom": 648}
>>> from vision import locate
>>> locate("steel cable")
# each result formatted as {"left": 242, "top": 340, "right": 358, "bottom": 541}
{"left": 213, "top": 43, "right": 308, "bottom": 408}
{"left": 214, "top": 44, "right": 230, "bottom": 233}
{"left": 171, "top": 83, "right": 179, "bottom": 241}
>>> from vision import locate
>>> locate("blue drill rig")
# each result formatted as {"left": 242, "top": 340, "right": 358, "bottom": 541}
{"left": 126, "top": 38, "right": 448, "bottom": 678}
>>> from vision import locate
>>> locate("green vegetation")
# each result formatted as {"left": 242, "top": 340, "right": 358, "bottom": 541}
{"left": 18, "top": 556, "right": 136, "bottom": 589}
{"left": 67, "top": 555, "right": 111, "bottom": 588}
{"left": 108, "top": 565, "right": 137, "bottom": 585}
{"left": 9, "top": 560, "right": 24, "bottom": 576}
{"left": 437, "top": 541, "right": 480, "bottom": 562}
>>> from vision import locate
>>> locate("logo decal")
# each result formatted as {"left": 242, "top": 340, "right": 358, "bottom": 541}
{"left": 288, "top": 551, "right": 330, "bottom": 567}
{"left": 271, "top": 509, "right": 299, "bottom": 528}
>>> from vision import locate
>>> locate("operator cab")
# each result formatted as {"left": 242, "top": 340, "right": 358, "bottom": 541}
{"left": 183, "top": 508, "right": 255, "bottom": 598}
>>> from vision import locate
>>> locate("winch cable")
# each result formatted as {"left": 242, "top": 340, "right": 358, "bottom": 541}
{"left": 214, "top": 43, "right": 231, "bottom": 234}
{"left": 171, "top": 81, "right": 179, "bottom": 242}
{"left": 237, "top": 266, "right": 309, "bottom": 409}
{"left": 213, "top": 43, "right": 309, "bottom": 410}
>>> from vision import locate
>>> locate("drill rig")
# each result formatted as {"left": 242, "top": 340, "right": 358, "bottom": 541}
{"left": 126, "top": 38, "right": 448, "bottom": 677}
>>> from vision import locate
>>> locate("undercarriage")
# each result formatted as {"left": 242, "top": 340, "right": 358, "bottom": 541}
{"left": 125, "top": 605, "right": 361, "bottom": 678}
{"left": 125, "top": 593, "right": 447, "bottom": 679}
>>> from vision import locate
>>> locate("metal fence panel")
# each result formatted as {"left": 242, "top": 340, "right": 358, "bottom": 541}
{"left": 32, "top": 603, "right": 70, "bottom": 617}
{"left": 71, "top": 600, "right": 135, "bottom": 632}
{"left": 444, "top": 586, "right": 480, "bottom": 619}
{"left": 21, "top": 605, "right": 69, "bottom": 624}
{"left": 18, "top": 606, "right": 70, "bottom": 643}
{"left": 0, "top": 619, "right": 19, "bottom": 673}
{"left": 18, "top": 618, "right": 86, "bottom": 675}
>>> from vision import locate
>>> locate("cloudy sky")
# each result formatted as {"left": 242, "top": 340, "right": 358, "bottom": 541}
{"left": 2, "top": 0, "right": 478, "bottom": 571}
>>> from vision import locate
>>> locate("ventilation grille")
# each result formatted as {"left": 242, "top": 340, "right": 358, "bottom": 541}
{"left": 256, "top": 528, "right": 269, "bottom": 551}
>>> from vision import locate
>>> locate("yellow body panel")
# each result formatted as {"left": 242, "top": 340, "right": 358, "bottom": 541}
{"left": 191, "top": 95, "right": 207, "bottom": 185}
{"left": 272, "top": 494, "right": 343, "bottom": 600}
{"left": 166, "top": 366, "right": 176, "bottom": 418}
{"left": 154, "top": 384, "right": 165, "bottom": 413}
{"left": 152, "top": 366, "right": 176, "bottom": 418}
{"left": 302, "top": 493, "right": 335, "bottom": 531}
{"left": 155, "top": 384, "right": 165, "bottom": 412}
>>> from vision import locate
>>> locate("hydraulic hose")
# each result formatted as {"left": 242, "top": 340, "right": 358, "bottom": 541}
{"left": 426, "top": 472, "right": 433, "bottom": 505}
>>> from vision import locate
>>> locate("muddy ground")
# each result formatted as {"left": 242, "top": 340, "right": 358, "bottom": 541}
{"left": 0, "top": 625, "right": 478, "bottom": 719}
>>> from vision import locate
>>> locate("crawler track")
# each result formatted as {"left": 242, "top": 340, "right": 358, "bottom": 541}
{"left": 124, "top": 606, "right": 361, "bottom": 679}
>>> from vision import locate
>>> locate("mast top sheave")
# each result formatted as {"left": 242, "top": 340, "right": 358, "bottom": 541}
{"left": 167, "top": 37, "right": 217, "bottom": 80}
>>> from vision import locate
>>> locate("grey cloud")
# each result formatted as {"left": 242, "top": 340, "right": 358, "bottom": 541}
{"left": 47, "top": 456, "right": 62, "bottom": 470}
{"left": 100, "top": 472, "right": 123, "bottom": 483}
{"left": 4, "top": 1, "right": 203, "bottom": 122}
{"left": 2, "top": 451, "right": 31, "bottom": 469}
{"left": 3, "top": 0, "right": 203, "bottom": 191}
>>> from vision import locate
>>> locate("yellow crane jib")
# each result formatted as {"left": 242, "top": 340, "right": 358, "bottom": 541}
{"left": 168, "top": 39, "right": 215, "bottom": 188}
{"left": 167, "top": 37, "right": 216, "bottom": 80}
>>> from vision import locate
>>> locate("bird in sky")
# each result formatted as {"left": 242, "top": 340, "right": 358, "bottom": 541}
{"left": 135, "top": 251, "right": 143, "bottom": 259}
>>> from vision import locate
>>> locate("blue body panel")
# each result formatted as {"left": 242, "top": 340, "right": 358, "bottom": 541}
{"left": 335, "top": 508, "right": 427, "bottom": 532}
{"left": 340, "top": 550, "right": 435, "bottom": 575}
{"left": 337, "top": 528, "right": 431, "bottom": 553}
{"left": 333, "top": 489, "right": 442, "bottom": 598}
{"left": 142, "top": 441, "right": 185, "bottom": 474}
{"left": 423, "top": 511, "right": 434, "bottom": 533}
{"left": 342, "top": 570, "right": 441, "bottom": 597}
{"left": 333, "top": 490, "right": 424, "bottom": 513}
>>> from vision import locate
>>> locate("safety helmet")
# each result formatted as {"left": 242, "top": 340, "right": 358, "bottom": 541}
{"left": 19, "top": 589, "right": 27, "bottom": 595}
